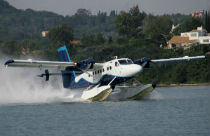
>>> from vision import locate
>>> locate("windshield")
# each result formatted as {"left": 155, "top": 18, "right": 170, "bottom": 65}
{"left": 118, "top": 59, "right": 133, "bottom": 65}
{"left": 127, "top": 59, "right": 133, "bottom": 64}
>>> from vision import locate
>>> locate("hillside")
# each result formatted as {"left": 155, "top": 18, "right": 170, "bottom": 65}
{"left": 0, "top": 1, "right": 209, "bottom": 84}
{"left": 0, "top": 0, "right": 116, "bottom": 42}
{"left": 0, "top": 0, "right": 65, "bottom": 41}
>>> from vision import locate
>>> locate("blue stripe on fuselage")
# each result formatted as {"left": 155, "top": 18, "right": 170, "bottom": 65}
{"left": 68, "top": 74, "right": 131, "bottom": 89}
{"left": 58, "top": 45, "right": 131, "bottom": 89}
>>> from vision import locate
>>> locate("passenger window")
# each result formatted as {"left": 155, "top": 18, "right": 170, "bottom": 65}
{"left": 110, "top": 66, "right": 112, "bottom": 70}
{"left": 107, "top": 67, "right": 109, "bottom": 71}
{"left": 103, "top": 69, "right": 105, "bottom": 72}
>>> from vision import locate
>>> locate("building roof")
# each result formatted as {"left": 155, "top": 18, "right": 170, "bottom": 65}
{"left": 191, "top": 10, "right": 204, "bottom": 18}
{"left": 190, "top": 29, "right": 200, "bottom": 32}
{"left": 168, "top": 36, "right": 197, "bottom": 44}
{"left": 70, "top": 40, "right": 80, "bottom": 44}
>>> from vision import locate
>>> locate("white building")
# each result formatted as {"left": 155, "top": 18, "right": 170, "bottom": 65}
{"left": 41, "top": 31, "right": 49, "bottom": 37}
{"left": 168, "top": 26, "right": 210, "bottom": 49}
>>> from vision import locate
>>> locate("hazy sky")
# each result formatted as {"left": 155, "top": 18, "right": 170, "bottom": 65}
{"left": 6, "top": 0, "right": 210, "bottom": 16}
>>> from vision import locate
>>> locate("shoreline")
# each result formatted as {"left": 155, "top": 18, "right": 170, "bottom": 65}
{"left": 156, "top": 83, "right": 210, "bottom": 87}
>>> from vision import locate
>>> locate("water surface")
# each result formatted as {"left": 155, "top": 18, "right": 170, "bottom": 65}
{"left": 0, "top": 86, "right": 209, "bottom": 136}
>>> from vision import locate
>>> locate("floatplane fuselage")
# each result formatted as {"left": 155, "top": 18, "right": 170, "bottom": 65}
{"left": 4, "top": 45, "right": 205, "bottom": 101}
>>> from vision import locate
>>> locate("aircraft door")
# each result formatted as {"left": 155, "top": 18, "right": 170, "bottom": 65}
{"left": 114, "top": 61, "right": 121, "bottom": 75}
{"left": 93, "top": 70, "right": 97, "bottom": 82}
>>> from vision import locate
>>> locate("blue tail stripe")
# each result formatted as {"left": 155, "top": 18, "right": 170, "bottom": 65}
{"left": 57, "top": 45, "right": 71, "bottom": 62}
{"left": 58, "top": 45, "right": 78, "bottom": 88}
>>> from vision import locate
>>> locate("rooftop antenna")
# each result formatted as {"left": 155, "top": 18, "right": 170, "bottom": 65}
{"left": 111, "top": 56, "right": 118, "bottom": 59}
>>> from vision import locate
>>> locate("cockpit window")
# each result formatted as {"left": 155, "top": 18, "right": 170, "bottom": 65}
{"left": 118, "top": 59, "right": 133, "bottom": 65}
{"left": 119, "top": 60, "right": 127, "bottom": 64}
{"left": 127, "top": 59, "right": 133, "bottom": 64}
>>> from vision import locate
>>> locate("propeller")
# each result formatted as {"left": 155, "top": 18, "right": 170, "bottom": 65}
{"left": 37, "top": 69, "right": 49, "bottom": 81}
{"left": 134, "top": 57, "right": 152, "bottom": 68}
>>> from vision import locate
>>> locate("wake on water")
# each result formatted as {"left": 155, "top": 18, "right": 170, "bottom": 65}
{"left": 148, "top": 90, "right": 164, "bottom": 100}
{"left": 0, "top": 57, "right": 86, "bottom": 105}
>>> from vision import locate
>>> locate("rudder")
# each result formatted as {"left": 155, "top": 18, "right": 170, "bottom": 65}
{"left": 58, "top": 45, "right": 75, "bottom": 88}
{"left": 58, "top": 45, "right": 71, "bottom": 62}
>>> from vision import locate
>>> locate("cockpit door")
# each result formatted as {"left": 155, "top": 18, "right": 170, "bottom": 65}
{"left": 114, "top": 61, "right": 122, "bottom": 75}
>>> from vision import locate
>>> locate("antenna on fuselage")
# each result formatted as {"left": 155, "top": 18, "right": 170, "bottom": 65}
{"left": 111, "top": 56, "right": 118, "bottom": 59}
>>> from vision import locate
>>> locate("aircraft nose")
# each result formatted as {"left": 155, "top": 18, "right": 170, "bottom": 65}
{"left": 129, "top": 64, "right": 142, "bottom": 76}
{"left": 120, "top": 64, "right": 143, "bottom": 77}
{"left": 126, "top": 64, "right": 142, "bottom": 76}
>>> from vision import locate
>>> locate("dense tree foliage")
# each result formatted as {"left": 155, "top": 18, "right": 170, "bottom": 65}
{"left": 143, "top": 15, "right": 172, "bottom": 45}
{"left": 48, "top": 23, "right": 73, "bottom": 46}
{"left": 0, "top": 0, "right": 116, "bottom": 42}
{"left": 116, "top": 5, "right": 145, "bottom": 38}
{"left": 204, "top": 9, "right": 210, "bottom": 32}
{"left": 166, "top": 13, "right": 190, "bottom": 25}
{"left": 173, "top": 17, "right": 203, "bottom": 35}
{"left": 0, "top": 1, "right": 209, "bottom": 84}
{"left": 81, "top": 33, "right": 106, "bottom": 46}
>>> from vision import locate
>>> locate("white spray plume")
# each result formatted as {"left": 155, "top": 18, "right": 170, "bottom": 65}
{"left": 148, "top": 89, "right": 164, "bottom": 100}
{"left": 0, "top": 55, "right": 87, "bottom": 105}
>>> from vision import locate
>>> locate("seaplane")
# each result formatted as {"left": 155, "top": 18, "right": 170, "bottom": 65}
{"left": 4, "top": 45, "right": 205, "bottom": 101}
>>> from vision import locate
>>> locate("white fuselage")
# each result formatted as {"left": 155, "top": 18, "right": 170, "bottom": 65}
{"left": 75, "top": 58, "right": 143, "bottom": 84}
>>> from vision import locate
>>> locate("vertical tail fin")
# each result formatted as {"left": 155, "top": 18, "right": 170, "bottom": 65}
{"left": 58, "top": 45, "right": 71, "bottom": 62}
{"left": 58, "top": 45, "right": 75, "bottom": 88}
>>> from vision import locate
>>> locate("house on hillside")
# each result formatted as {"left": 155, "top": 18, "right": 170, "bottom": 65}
{"left": 70, "top": 40, "right": 80, "bottom": 45}
{"left": 167, "top": 26, "right": 210, "bottom": 49}
{"left": 42, "top": 31, "right": 49, "bottom": 37}
{"left": 191, "top": 10, "right": 204, "bottom": 18}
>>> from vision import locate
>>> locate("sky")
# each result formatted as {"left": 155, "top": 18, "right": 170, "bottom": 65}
{"left": 6, "top": 0, "right": 210, "bottom": 16}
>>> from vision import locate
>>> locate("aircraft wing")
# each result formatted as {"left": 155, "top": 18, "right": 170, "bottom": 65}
{"left": 151, "top": 56, "right": 205, "bottom": 63}
{"left": 4, "top": 59, "right": 76, "bottom": 70}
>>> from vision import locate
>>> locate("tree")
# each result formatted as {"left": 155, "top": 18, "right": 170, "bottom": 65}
{"left": 143, "top": 15, "right": 172, "bottom": 45}
{"left": 204, "top": 10, "right": 210, "bottom": 32}
{"left": 71, "top": 9, "right": 92, "bottom": 25}
{"left": 174, "top": 65, "right": 187, "bottom": 83}
{"left": 110, "top": 10, "right": 116, "bottom": 17}
{"left": 48, "top": 23, "right": 73, "bottom": 46}
{"left": 81, "top": 33, "right": 96, "bottom": 46}
{"left": 116, "top": 5, "right": 145, "bottom": 38}
{"left": 173, "top": 17, "right": 203, "bottom": 35}
{"left": 96, "top": 33, "right": 105, "bottom": 44}
{"left": 17, "top": 39, "right": 37, "bottom": 55}
{"left": 108, "top": 36, "right": 113, "bottom": 43}
{"left": 75, "top": 9, "right": 91, "bottom": 16}
{"left": 0, "top": 40, "right": 20, "bottom": 56}
{"left": 97, "top": 11, "right": 107, "bottom": 24}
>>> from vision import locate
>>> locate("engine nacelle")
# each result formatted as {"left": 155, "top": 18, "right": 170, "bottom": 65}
{"left": 76, "top": 59, "right": 95, "bottom": 71}
{"left": 134, "top": 57, "right": 151, "bottom": 68}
